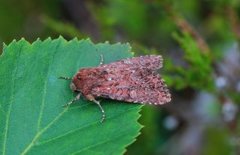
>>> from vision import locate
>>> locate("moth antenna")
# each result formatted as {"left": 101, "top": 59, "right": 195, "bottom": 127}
{"left": 99, "top": 54, "right": 104, "bottom": 66}
{"left": 63, "top": 93, "right": 81, "bottom": 107}
{"left": 59, "top": 76, "right": 72, "bottom": 80}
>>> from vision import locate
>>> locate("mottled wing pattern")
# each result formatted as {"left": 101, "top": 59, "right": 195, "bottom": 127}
{"left": 104, "top": 55, "right": 163, "bottom": 70}
{"left": 90, "top": 55, "right": 171, "bottom": 105}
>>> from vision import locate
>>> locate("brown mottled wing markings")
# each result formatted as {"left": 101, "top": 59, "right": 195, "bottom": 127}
{"left": 90, "top": 55, "right": 171, "bottom": 105}
{"left": 101, "top": 55, "right": 163, "bottom": 70}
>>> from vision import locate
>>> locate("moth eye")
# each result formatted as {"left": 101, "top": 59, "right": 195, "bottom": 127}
{"left": 77, "top": 76, "right": 81, "bottom": 80}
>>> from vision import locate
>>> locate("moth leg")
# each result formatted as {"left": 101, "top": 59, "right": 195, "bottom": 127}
{"left": 59, "top": 76, "right": 72, "bottom": 80}
{"left": 86, "top": 94, "right": 105, "bottom": 123}
{"left": 99, "top": 54, "right": 104, "bottom": 66}
{"left": 63, "top": 93, "right": 81, "bottom": 107}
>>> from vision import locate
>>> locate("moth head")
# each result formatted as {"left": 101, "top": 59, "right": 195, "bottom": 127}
{"left": 70, "top": 74, "right": 82, "bottom": 92}
{"left": 70, "top": 82, "right": 77, "bottom": 92}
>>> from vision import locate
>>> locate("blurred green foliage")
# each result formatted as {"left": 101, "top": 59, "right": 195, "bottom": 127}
{"left": 203, "top": 127, "right": 232, "bottom": 155}
{"left": 1, "top": 0, "right": 240, "bottom": 155}
{"left": 41, "top": 16, "right": 86, "bottom": 39}
{"left": 166, "top": 32, "right": 214, "bottom": 90}
{"left": 0, "top": 0, "right": 60, "bottom": 43}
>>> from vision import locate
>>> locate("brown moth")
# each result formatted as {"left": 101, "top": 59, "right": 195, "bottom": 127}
{"left": 60, "top": 55, "right": 171, "bottom": 122}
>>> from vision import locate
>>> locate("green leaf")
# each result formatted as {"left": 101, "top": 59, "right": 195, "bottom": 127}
{"left": 0, "top": 37, "right": 142, "bottom": 155}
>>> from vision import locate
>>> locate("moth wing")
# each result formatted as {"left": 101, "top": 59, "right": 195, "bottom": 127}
{"left": 127, "top": 72, "right": 171, "bottom": 105}
{"left": 101, "top": 55, "right": 163, "bottom": 70}
{"left": 91, "top": 67, "right": 171, "bottom": 105}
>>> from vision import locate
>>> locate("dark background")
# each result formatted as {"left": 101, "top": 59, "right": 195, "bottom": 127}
{"left": 0, "top": 0, "right": 240, "bottom": 155}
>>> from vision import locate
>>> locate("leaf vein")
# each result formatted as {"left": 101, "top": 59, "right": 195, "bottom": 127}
{"left": 21, "top": 104, "right": 89, "bottom": 155}
{"left": 20, "top": 108, "right": 68, "bottom": 155}
{"left": 2, "top": 44, "right": 23, "bottom": 155}
{"left": 71, "top": 131, "right": 131, "bottom": 155}
{"left": 35, "top": 106, "right": 140, "bottom": 146}
{"left": 37, "top": 42, "right": 61, "bottom": 131}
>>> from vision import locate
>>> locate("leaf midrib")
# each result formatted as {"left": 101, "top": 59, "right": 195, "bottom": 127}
{"left": 37, "top": 41, "right": 60, "bottom": 132}
{"left": 20, "top": 105, "right": 139, "bottom": 155}
{"left": 2, "top": 44, "right": 23, "bottom": 155}
{"left": 21, "top": 41, "right": 61, "bottom": 154}
{"left": 34, "top": 106, "right": 140, "bottom": 146}
{"left": 20, "top": 108, "right": 68, "bottom": 155}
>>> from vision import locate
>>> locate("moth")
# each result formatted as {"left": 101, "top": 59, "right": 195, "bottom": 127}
{"left": 60, "top": 55, "right": 171, "bottom": 122}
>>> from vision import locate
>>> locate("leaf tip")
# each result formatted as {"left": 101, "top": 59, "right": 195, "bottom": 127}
{"left": 72, "top": 37, "right": 78, "bottom": 42}
{"left": 31, "top": 38, "right": 43, "bottom": 45}
{"left": 104, "top": 40, "right": 110, "bottom": 44}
